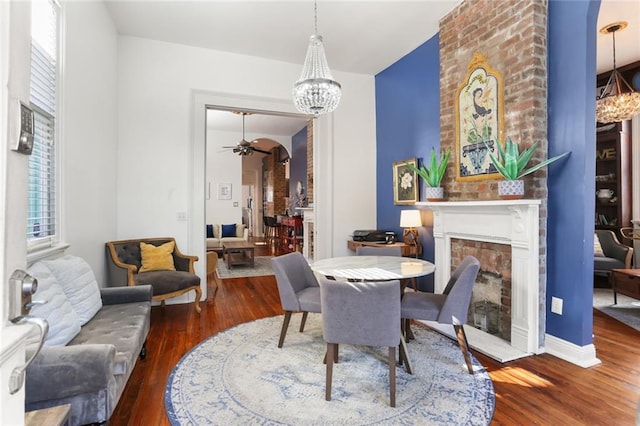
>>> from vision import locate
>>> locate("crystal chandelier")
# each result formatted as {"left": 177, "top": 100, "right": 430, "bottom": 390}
{"left": 292, "top": 0, "right": 341, "bottom": 116}
{"left": 596, "top": 22, "right": 640, "bottom": 124}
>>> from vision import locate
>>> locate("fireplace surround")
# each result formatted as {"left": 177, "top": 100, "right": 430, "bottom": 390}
{"left": 417, "top": 200, "right": 542, "bottom": 362}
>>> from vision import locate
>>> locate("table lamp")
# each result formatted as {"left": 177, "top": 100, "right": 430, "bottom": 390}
{"left": 400, "top": 210, "right": 422, "bottom": 246}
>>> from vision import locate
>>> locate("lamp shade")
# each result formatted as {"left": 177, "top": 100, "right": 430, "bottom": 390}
{"left": 400, "top": 210, "right": 422, "bottom": 228}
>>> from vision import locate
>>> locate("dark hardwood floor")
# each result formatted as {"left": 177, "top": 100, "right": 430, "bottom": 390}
{"left": 111, "top": 243, "right": 640, "bottom": 425}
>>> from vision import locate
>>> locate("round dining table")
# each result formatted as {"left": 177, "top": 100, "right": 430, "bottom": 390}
{"left": 310, "top": 255, "right": 435, "bottom": 281}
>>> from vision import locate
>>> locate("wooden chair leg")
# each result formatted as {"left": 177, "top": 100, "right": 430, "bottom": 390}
{"left": 388, "top": 346, "right": 396, "bottom": 407}
{"left": 299, "top": 311, "right": 309, "bottom": 332}
{"left": 454, "top": 324, "right": 474, "bottom": 374}
{"left": 278, "top": 311, "right": 292, "bottom": 348}
{"left": 326, "top": 343, "right": 335, "bottom": 401}
{"left": 398, "top": 335, "right": 413, "bottom": 375}
{"left": 193, "top": 286, "right": 202, "bottom": 314}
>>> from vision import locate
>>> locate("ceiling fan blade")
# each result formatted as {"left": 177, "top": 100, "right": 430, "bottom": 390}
{"left": 251, "top": 147, "right": 272, "bottom": 155}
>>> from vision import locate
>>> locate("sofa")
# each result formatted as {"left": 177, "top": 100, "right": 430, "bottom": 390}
{"left": 206, "top": 223, "right": 249, "bottom": 250}
{"left": 106, "top": 237, "right": 202, "bottom": 313}
{"left": 594, "top": 229, "right": 633, "bottom": 278}
{"left": 25, "top": 255, "right": 151, "bottom": 425}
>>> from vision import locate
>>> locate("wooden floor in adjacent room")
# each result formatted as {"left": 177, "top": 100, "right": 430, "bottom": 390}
{"left": 111, "top": 243, "right": 640, "bottom": 425}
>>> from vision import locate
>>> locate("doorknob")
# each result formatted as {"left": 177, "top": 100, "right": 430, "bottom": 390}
{"left": 8, "top": 315, "right": 48, "bottom": 394}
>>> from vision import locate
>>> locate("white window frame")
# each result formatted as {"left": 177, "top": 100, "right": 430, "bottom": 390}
{"left": 27, "top": 0, "right": 63, "bottom": 258}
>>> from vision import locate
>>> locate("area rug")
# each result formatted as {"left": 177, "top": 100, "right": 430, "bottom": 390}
{"left": 593, "top": 288, "right": 640, "bottom": 332}
{"left": 216, "top": 256, "right": 274, "bottom": 279}
{"left": 165, "top": 315, "right": 495, "bottom": 425}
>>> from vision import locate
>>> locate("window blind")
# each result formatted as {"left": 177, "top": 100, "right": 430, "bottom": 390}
{"left": 27, "top": 0, "right": 58, "bottom": 244}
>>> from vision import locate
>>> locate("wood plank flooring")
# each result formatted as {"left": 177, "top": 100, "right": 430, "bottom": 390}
{"left": 111, "top": 245, "right": 640, "bottom": 425}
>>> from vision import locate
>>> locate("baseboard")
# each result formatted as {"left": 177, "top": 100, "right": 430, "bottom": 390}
{"left": 544, "top": 333, "right": 601, "bottom": 368}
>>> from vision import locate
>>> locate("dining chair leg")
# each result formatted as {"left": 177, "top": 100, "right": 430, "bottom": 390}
{"left": 454, "top": 324, "right": 474, "bottom": 374}
{"left": 402, "top": 318, "right": 415, "bottom": 341}
{"left": 399, "top": 335, "right": 413, "bottom": 375}
{"left": 325, "top": 342, "right": 335, "bottom": 401}
{"left": 388, "top": 346, "right": 396, "bottom": 407}
{"left": 299, "top": 311, "right": 309, "bottom": 332}
{"left": 278, "top": 311, "right": 292, "bottom": 348}
{"left": 322, "top": 343, "right": 339, "bottom": 365}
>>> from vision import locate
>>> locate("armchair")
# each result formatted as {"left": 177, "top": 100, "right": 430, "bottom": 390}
{"left": 106, "top": 237, "right": 202, "bottom": 313}
{"left": 594, "top": 230, "right": 633, "bottom": 278}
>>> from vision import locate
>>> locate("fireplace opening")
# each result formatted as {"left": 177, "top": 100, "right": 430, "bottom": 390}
{"left": 451, "top": 238, "right": 512, "bottom": 342}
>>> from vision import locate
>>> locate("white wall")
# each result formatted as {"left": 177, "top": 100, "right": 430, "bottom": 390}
{"left": 62, "top": 1, "right": 118, "bottom": 285}
{"left": 117, "top": 36, "right": 376, "bottom": 298}
{"left": 206, "top": 129, "right": 242, "bottom": 224}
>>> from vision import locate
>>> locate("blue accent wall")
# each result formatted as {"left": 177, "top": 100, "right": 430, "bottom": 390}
{"left": 289, "top": 126, "right": 308, "bottom": 211}
{"left": 547, "top": 0, "right": 600, "bottom": 345}
{"left": 375, "top": 35, "right": 440, "bottom": 291}
{"left": 375, "top": 0, "right": 600, "bottom": 347}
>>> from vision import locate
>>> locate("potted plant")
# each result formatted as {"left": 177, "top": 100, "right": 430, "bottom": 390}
{"left": 484, "top": 137, "right": 570, "bottom": 199}
{"left": 406, "top": 147, "right": 451, "bottom": 201}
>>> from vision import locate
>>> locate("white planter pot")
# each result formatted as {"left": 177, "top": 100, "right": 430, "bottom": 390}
{"left": 424, "top": 186, "right": 444, "bottom": 201}
{"left": 498, "top": 180, "right": 524, "bottom": 199}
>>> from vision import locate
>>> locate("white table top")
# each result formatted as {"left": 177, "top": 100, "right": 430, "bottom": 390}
{"left": 311, "top": 256, "right": 435, "bottom": 281}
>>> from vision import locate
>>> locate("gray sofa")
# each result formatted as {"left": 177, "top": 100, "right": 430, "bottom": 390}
{"left": 25, "top": 255, "right": 152, "bottom": 425}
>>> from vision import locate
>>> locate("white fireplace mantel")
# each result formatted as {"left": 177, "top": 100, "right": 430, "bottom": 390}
{"left": 416, "top": 199, "right": 542, "bottom": 362}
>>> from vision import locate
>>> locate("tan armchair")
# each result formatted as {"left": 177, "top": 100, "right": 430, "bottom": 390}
{"left": 106, "top": 237, "right": 202, "bottom": 313}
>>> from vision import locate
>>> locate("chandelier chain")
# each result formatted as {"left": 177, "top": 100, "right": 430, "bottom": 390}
{"left": 314, "top": 0, "right": 318, "bottom": 35}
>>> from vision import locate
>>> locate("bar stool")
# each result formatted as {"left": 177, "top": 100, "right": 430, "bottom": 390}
{"left": 264, "top": 216, "right": 279, "bottom": 247}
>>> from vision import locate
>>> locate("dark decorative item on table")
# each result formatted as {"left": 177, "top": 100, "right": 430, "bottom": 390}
{"left": 405, "top": 147, "right": 451, "bottom": 201}
{"left": 484, "top": 137, "right": 570, "bottom": 199}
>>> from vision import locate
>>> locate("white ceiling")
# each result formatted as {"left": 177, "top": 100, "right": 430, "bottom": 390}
{"left": 104, "top": 0, "right": 640, "bottom": 138}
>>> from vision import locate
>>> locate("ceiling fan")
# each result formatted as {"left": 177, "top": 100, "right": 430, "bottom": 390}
{"left": 221, "top": 112, "right": 272, "bottom": 156}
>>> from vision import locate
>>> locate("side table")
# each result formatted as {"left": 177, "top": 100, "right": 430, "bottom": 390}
{"left": 610, "top": 269, "right": 640, "bottom": 304}
{"left": 347, "top": 240, "right": 423, "bottom": 258}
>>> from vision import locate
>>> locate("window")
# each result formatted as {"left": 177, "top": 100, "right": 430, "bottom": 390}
{"left": 27, "top": 0, "right": 59, "bottom": 247}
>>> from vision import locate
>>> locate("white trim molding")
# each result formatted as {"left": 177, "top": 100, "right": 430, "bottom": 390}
{"left": 544, "top": 333, "right": 601, "bottom": 368}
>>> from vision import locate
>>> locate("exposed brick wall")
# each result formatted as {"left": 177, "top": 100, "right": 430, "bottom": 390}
{"left": 263, "top": 150, "right": 287, "bottom": 216}
{"left": 306, "top": 120, "right": 314, "bottom": 204}
{"left": 440, "top": 0, "right": 548, "bottom": 331}
{"left": 440, "top": 0, "right": 548, "bottom": 201}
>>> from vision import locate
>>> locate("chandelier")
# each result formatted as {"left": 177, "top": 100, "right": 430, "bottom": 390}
{"left": 292, "top": 0, "right": 341, "bottom": 116}
{"left": 596, "top": 22, "right": 640, "bottom": 124}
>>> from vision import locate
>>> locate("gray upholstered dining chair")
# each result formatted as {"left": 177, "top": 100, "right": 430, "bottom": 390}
{"left": 271, "top": 252, "right": 321, "bottom": 348}
{"left": 319, "top": 277, "right": 409, "bottom": 407}
{"left": 355, "top": 245, "right": 417, "bottom": 291}
{"left": 401, "top": 255, "right": 480, "bottom": 374}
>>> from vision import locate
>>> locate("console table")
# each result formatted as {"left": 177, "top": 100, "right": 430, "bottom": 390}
{"left": 347, "top": 240, "right": 422, "bottom": 257}
{"left": 281, "top": 216, "right": 303, "bottom": 253}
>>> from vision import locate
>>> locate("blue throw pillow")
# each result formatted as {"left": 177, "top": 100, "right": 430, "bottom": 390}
{"left": 206, "top": 224, "right": 214, "bottom": 238}
{"left": 221, "top": 224, "right": 236, "bottom": 238}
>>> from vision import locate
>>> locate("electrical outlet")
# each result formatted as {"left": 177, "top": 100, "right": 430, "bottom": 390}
{"left": 551, "top": 297, "right": 563, "bottom": 315}
{"left": 176, "top": 211, "right": 187, "bottom": 221}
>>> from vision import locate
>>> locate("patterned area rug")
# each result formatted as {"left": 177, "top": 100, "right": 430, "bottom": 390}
{"left": 165, "top": 315, "right": 495, "bottom": 425}
{"left": 216, "top": 256, "right": 274, "bottom": 279}
{"left": 593, "top": 288, "right": 640, "bottom": 332}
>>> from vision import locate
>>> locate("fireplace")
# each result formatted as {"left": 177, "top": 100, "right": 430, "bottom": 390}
{"left": 417, "top": 200, "right": 542, "bottom": 362}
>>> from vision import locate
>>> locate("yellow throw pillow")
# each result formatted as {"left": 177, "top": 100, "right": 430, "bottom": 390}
{"left": 139, "top": 241, "right": 176, "bottom": 273}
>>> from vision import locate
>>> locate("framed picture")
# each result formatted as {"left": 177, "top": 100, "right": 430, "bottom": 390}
{"left": 455, "top": 52, "right": 504, "bottom": 181}
{"left": 218, "top": 183, "right": 232, "bottom": 200}
{"left": 393, "top": 158, "right": 418, "bottom": 205}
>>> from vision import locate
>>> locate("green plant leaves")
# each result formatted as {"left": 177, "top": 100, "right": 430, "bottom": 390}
{"left": 405, "top": 147, "right": 451, "bottom": 188}
{"left": 484, "top": 137, "right": 570, "bottom": 180}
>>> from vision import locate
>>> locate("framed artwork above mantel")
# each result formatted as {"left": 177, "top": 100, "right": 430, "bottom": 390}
{"left": 455, "top": 52, "right": 505, "bottom": 182}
